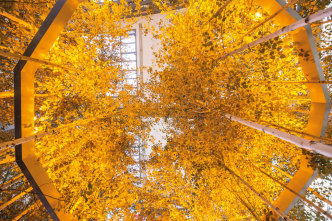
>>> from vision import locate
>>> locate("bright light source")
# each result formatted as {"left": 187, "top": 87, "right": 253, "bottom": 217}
{"left": 255, "top": 12, "right": 262, "bottom": 18}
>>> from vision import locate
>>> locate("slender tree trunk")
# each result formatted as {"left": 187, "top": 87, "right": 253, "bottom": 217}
{"left": 242, "top": 0, "right": 300, "bottom": 37}
{"left": 0, "top": 9, "right": 36, "bottom": 29}
{"left": 0, "top": 155, "right": 15, "bottom": 165}
{"left": 1, "top": 174, "right": 24, "bottom": 189}
{"left": 0, "top": 113, "right": 113, "bottom": 151}
{"left": 251, "top": 80, "right": 332, "bottom": 84}
{"left": 224, "top": 184, "right": 260, "bottom": 221}
{"left": 225, "top": 114, "right": 332, "bottom": 158}
{"left": 261, "top": 160, "right": 332, "bottom": 207}
{"left": 0, "top": 50, "right": 76, "bottom": 72}
{"left": 220, "top": 7, "right": 332, "bottom": 60}
{"left": 252, "top": 164, "right": 332, "bottom": 219}
{"left": 0, "top": 187, "right": 33, "bottom": 211}
{"left": 0, "top": 91, "right": 49, "bottom": 98}
{"left": 12, "top": 201, "right": 39, "bottom": 221}
{"left": 257, "top": 119, "right": 332, "bottom": 143}
{"left": 223, "top": 164, "right": 292, "bottom": 220}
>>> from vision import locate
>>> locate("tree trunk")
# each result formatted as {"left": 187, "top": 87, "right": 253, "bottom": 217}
{"left": 223, "top": 164, "right": 292, "bottom": 220}
{"left": 225, "top": 114, "right": 332, "bottom": 157}
{"left": 0, "top": 9, "right": 36, "bottom": 29}
{"left": 252, "top": 164, "right": 332, "bottom": 219}
{"left": 220, "top": 7, "right": 332, "bottom": 60}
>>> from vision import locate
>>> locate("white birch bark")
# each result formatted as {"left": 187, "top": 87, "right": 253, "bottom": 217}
{"left": 220, "top": 7, "right": 332, "bottom": 60}
{"left": 225, "top": 114, "right": 332, "bottom": 158}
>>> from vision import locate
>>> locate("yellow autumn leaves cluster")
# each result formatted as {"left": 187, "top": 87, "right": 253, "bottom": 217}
{"left": 33, "top": 1, "right": 148, "bottom": 219}
{"left": 1, "top": 0, "right": 331, "bottom": 220}
{"left": 140, "top": 0, "right": 329, "bottom": 219}
{"left": 34, "top": 0, "right": 331, "bottom": 219}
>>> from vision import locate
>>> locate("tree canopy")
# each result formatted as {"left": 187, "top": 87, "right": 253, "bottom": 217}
{"left": 0, "top": 0, "right": 331, "bottom": 220}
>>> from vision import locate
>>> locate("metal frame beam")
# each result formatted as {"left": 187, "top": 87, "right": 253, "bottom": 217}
{"left": 254, "top": 0, "right": 331, "bottom": 219}
{"left": 10, "top": 0, "right": 330, "bottom": 219}
{"left": 14, "top": 0, "right": 82, "bottom": 220}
